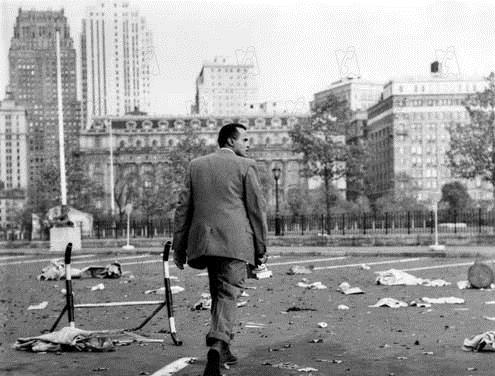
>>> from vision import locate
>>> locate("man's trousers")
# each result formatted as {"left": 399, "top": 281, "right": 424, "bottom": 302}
{"left": 205, "top": 256, "right": 247, "bottom": 346}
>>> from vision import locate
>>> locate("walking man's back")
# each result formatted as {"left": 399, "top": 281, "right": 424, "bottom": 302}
{"left": 173, "top": 123, "right": 267, "bottom": 376}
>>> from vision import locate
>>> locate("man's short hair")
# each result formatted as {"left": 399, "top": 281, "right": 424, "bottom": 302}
{"left": 217, "top": 123, "right": 246, "bottom": 147}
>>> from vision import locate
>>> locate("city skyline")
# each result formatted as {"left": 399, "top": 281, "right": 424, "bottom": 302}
{"left": 1, "top": 0, "right": 495, "bottom": 116}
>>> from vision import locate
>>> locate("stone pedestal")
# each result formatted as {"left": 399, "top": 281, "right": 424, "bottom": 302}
{"left": 50, "top": 227, "right": 81, "bottom": 252}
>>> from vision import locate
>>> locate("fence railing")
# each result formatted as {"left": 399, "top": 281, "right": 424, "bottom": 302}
{"left": 2, "top": 209, "right": 494, "bottom": 242}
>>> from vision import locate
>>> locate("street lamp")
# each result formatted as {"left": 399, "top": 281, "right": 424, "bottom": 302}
{"left": 272, "top": 166, "right": 281, "bottom": 236}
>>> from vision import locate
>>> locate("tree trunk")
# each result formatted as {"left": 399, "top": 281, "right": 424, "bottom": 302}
{"left": 324, "top": 166, "right": 331, "bottom": 235}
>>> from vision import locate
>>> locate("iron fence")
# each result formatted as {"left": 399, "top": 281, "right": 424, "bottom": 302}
{"left": 2, "top": 208, "right": 494, "bottom": 242}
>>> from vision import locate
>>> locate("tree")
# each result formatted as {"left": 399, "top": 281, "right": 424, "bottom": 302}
{"left": 373, "top": 173, "right": 427, "bottom": 213}
{"left": 447, "top": 72, "right": 495, "bottom": 201}
{"left": 289, "top": 94, "right": 368, "bottom": 230}
{"left": 439, "top": 181, "right": 473, "bottom": 212}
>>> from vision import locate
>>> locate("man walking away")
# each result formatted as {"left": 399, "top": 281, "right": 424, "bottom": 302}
{"left": 173, "top": 123, "right": 268, "bottom": 376}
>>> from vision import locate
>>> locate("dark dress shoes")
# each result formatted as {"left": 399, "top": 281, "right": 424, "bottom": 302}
{"left": 222, "top": 346, "right": 238, "bottom": 365}
{"left": 203, "top": 342, "right": 222, "bottom": 376}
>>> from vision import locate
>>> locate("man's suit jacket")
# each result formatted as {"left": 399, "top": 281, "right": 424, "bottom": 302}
{"left": 172, "top": 149, "right": 267, "bottom": 269}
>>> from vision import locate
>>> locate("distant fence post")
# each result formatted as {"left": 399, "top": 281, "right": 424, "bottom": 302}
{"left": 300, "top": 215, "right": 304, "bottom": 236}
{"left": 385, "top": 212, "right": 388, "bottom": 235}
{"left": 454, "top": 210, "right": 457, "bottom": 234}
{"left": 479, "top": 208, "right": 482, "bottom": 234}
{"left": 342, "top": 214, "right": 345, "bottom": 236}
{"left": 407, "top": 211, "right": 411, "bottom": 235}
{"left": 430, "top": 211, "right": 434, "bottom": 234}
{"left": 362, "top": 213, "right": 366, "bottom": 235}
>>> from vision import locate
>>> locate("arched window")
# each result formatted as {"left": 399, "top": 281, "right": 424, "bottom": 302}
{"left": 287, "top": 116, "right": 298, "bottom": 127}
{"left": 239, "top": 118, "right": 249, "bottom": 127}
{"left": 151, "top": 139, "right": 158, "bottom": 147}
{"left": 265, "top": 137, "right": 271, "bottom": 145}
{"left": 174, "top": 119, "right": 185, "bottom": 129}
{"left": 168, "top": 139, "right": 174, "bottom": 146}
{"left": 126, "top": 121, "right": 136, "bottom": 131}
{"left": 191, "top": 119, "right": 201, "bottom": 129}
{"left": 136, "top": 139, "right": 142, "bottom": 148}
{"left": 158, "top": 120, "right": 168, "bottom": 130}
{"left": 119, "top": 140, "right": 126, "bottom": 148}
{"left": 271, "top": 117, "right": 282, "bottom": 128}
{"left": 255, "top": 117, "right": 265, "bottom": 128}
{"left": 222, "top": 118, "right": 234, "bottom": 126}
{"left": 142, "top": 120, "right": 153, "bottom": 130}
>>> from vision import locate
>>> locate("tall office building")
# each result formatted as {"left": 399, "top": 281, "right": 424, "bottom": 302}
{"left": 193, "top": 56, "right": 258, "bottom": 116}
{"left": 366, "top": 63, "right": 492, "bottom": 202}
{"left": 8, "top": 9, "right": 80, "bottom": 191}
{"left": 81, "top": 1, "right": 153, "bottom": 128}
{"left": 0, "top": 89, "right": 28, "bottom": 228}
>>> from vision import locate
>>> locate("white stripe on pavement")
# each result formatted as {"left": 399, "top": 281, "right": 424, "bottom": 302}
{"left": 314, "top": 258, "right": 423, "bottom": 271}
{"left": 0, "top": 255, "right": 29, "bottom": 261}
{"left": 150, "top": 357, "right": 197, "bottom": 376}
{"left": 0, "top": 254, "right": 97, "bottom": 266}
{"left": 267, "top": 256, "right": 347, "bottom": 267}
{"left": 375, "top": 259, "right": 495, "bottom": 273}
{"left": 72, "top": 254, "right": 150, "bottom": 265}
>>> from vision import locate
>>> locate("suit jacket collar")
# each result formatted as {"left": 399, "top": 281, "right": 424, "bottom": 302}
{"left": 218, "top": 148, "right": 236, "bottom": 155}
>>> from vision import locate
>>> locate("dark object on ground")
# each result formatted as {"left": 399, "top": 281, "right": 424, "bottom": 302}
{"left": 286, "top": 306, "right": 317, "bottom": 312}
{"left": 468, "top": 262, "right": 494, "bottom": 289}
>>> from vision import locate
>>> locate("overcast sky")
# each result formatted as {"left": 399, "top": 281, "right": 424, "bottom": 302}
{"left": 1, "top": 0, "right": 494, "bottom": 115}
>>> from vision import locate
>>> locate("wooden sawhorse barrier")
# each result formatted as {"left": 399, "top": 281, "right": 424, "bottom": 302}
{"left": 50, "top": 241, "right": 182, "bottom": 346}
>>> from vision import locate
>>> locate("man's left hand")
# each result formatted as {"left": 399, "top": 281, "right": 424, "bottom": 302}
{"left": 174, "top": 259, "right": 184, "bottom": 270}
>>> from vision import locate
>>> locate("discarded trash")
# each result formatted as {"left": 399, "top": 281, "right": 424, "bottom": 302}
{"left": 337, "top": 304, "right": 350, "bottom": 310}
{"left": 14, "top": 327, "right": 115, "bottom": 352}
{"left": 318, "top": 322, "right": 328, "bottom": 328}
{"left": 466, "top": 367, "right": 477, "bottom": 371}
{"left": 423, "top": 351, "right": 434, "bottom": 355}
{"left": 297, "top": 281, "right": 327, "bottom": 290}
{"left": 240, "top": 291, "right": 249, "bottom": 297}
{"left": 287, "top": 265, "right": 313, "bottom": 275}
{"left": 316, "top": 359, "right": 342, "bottom": 364}
{"left": 483, "top": 316, "right": 495, "bottom": 321}
{"left": 360, "top": 264, "right": 371, "bottom": 270}
{"left": 37, "top": 260, "right": 122, "bottom": 281}
{"left": 457, "top": 280, "right": 471, "bottom": 290}
{"left": 245, "top": 321, "right": 266, "bottom": 329}
{"left": 463, "top": 331, "right": 495, "bottom": 352}
{"left": 309, "top": 338, "right": 323, "bottom": 343}
{"left": 237, "top": 301, "right": 248, "bottom": 308}
{"left": 397, "top": 356, "right": 408, "bottom": 360}
{"left": 468, "top": 262, "right": 494, "bottom": 289}
{"left": 263, "top": 361, "right": 299, "bottom": 369}
{"left": 27, "top": 301, "right": 48, "bottom": 310}
{"left": 191, "top": 293, "right": 212, "bottom": 311}
{"left": 369, "top": 298, "right": 408, "bottom": 308}
{"left": 409, "top": 300, "right": 432, "bottom": 308}
{"left": 376, "top": 269, "right": 450, "bottom": 287}
{"left": 298, "top": 367, "right": 318, "bottom": 372}
{"left": 144, "top": 286, "right": 184, "bottom": 295}
{"left": 337, "top": 282, "right": 364, "bottom": 295}
{"left": 286, "top": 306, "right": 317, "bottom": 312}
{"left": 247, "top": 264, "right": 273, "bottom": 279}
{"left": 421, "top": 297, "right": 464, "bottom": 304}
{"left": 90, "top": 283, "right": 105, "bottom": 291}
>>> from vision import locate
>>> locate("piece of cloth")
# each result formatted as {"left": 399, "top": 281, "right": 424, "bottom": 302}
{"left": 205, "top": 256, "right": 247, "bottom": 346}
{"left": 369, "top": 297, "right": 408, "bottom": 308}
{"left": 376, "top": 269, "right": 450, "bottom": 287}
{"left": 172, "top": 149, "right": 268, "bottom": 269}
{"left": 463, "top": 331, "right": 495, "bottom": 352}
{"left": 37, "top": 260, "right": 122, "bottom": 281}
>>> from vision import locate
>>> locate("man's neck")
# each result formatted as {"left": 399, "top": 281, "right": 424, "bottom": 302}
{"left": 220, "top": 147, "right": 235, "bottom": 154}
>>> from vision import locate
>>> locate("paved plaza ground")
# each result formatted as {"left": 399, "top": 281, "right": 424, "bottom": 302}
{"left": 2, "top": 248, "right": 495, "bottom": 375}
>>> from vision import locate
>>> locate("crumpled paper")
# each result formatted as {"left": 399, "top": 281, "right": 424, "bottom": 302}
{"left": 144, "top": 286, "right": 184, "bottom": 295}
{"left": 337, "top": 282, "right": 364, "bottom": 295}
{"left": 287, "top": 265, "right": 313, "bottom": 275}
{"left": 421, "top": 296, "right": 464, "bottom": 304}
{"left": 192, "top": 293, "right": 212, "bottom": 311}
{"left": 369, "top": 297, "right": 408, "bottom": 308}
{"left": 297, "top": 280, "right": 327, "bottom": 290}
{"left": 376, "top": 269, "right": 450, "bottom": 287}
{"left": 14, "top": 326, "right": 114, "bottom": 352}
{"left": 463, "top": 331, "right": 495, "bottom": 352}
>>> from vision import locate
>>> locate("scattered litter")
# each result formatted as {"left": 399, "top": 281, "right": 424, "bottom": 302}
{"left": 485, "top": 301, "right": 495, "bottom": 305}
{"left": 454, "top": 307, "right": 470, "bottom": 311}
{"left": 463, "top": 331, "right": 495, "bottom": 352}
{"left": 92, "top": 367, "right": 109, "bottom": 372}
{"left": 191, "top": 293, "right": 212, "bottom": 311}
{"left": 316, "top": 359, "right": 342, "bottom": 364}
{"left": 337, "top": 282, "right": 364, "bottom": 295}
{"left": 243, "top": 286, "right": 257, "bottom": 290}
{"left": 369, "top": 298, "right": 408, "bottom": 308}
{"left": 237, "top": 301, "right": 248, "bottom": 308}
{"left": 248, "top": 264, "right": 273, "bottom": 279}
{"left": 286, "top": 306, "right": 317, "bottom": 312}
{"left": 360, "top": 264, "right": 371, "bottom": 270}
{"left": 466, "top": 367, "right": 477, "bottom": 371}
{"left": 337, "top": 305, "right": 350, "bottom": 310}
{"left": 458, "top": 280, "right": 495, "bottom": 290}
{"left": 318, "top": 322, "right": 328, "bottom": 328}
{"left": 297, "top": 281, "right": 327, "bottom": 290}
{"left": 262, "top": 361, "right": 299, "bottom": 369}
{"left": 27, "top": 301, "right": 48, "bottom": 310}
{"left": 245, "top": 322, "right": 266, "bottom": 329}
{"left": 376, "top": 269, "right": 450, "bottom": 287}
{"left": 90, "top": 283, "right": 105, "bottom": 291}
{"left": 37, "top": 260, "right": 122, "bottom": 281}
{"left": 144, "top": 286, "right": 184, "bottom": 295}
{"left": 483, "top": 316, "right": 495, "bottom": 321}
{"left": 240, "top": 291, "right": 249, "bottom": 297}
{"left": 397, "top": 356, "right": 408, "bottom": 360}
{"left": 309, "top": 338, "right": 323, "bottom": 343}
{"left": 421, "top": 297, "right": 464, "bottom": 304}
{"left": 298, "top": 367, "right": 318, "bottom": 372}
{"left": 14, "top": 327, "right": 115, "bottom": 352}
{"left": 287, "top": 265, "right": 313, "bottom": 275}
{"left": 423, "top": 351, "right": 434, "bottom": 355}
{"left": 409, "top": 300, "right": 432, "bottom": 308}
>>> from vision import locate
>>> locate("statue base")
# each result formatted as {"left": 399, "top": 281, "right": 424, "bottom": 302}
{"left": 50, "top": 227, "right": 81, "bottom": 252}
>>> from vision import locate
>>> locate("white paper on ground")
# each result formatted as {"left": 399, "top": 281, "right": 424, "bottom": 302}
{"left": 27, "top": 301, "right": 48, "bottom": 310}
{"left": 337, "top": 282, "right": 364, "bottom": 295}
{"left": 376, "top": 269, "right": 450, "bottom": 287}
{"left": 421, "top": 297, "right": 464, "bottom": 304}
{"left": 369, "top": 297, "right": 408, "bottom": 308}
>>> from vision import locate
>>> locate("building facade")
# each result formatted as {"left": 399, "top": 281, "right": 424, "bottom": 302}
{"left": 8, "top": 9, "right": 80, "bottom": 191}
{"left": 0, "top": 90, "right": 28, "bottom": 229}
{"left": 367, "top": 68, "right": 492, "bottom": 202}
{"left": 79, "top": 114, "right": 309, "bottom": 212}
{"left": 193, "top": 56, "right": 258, "bottom": 116}
{"left": 81, "top": 1, "right": 152, "bottom": 128}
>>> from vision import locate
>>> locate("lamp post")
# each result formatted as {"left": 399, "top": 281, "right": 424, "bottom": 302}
{"left": 272, "top": 166, "right": 281, "bottom": 236}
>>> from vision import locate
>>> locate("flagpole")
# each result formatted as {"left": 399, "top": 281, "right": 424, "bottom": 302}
{"left": 56, "top": 29, "right": 67, "bottom": 207}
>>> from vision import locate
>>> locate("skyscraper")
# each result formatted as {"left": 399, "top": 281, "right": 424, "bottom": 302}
{"left": 81, "top": 1, "right": 153, "bottom": 128}
{"left": 8, "top": 9, "right": 80, "bottom": 192}
{"left": 193, "top": 56, "right": 258, "bottom": 116}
